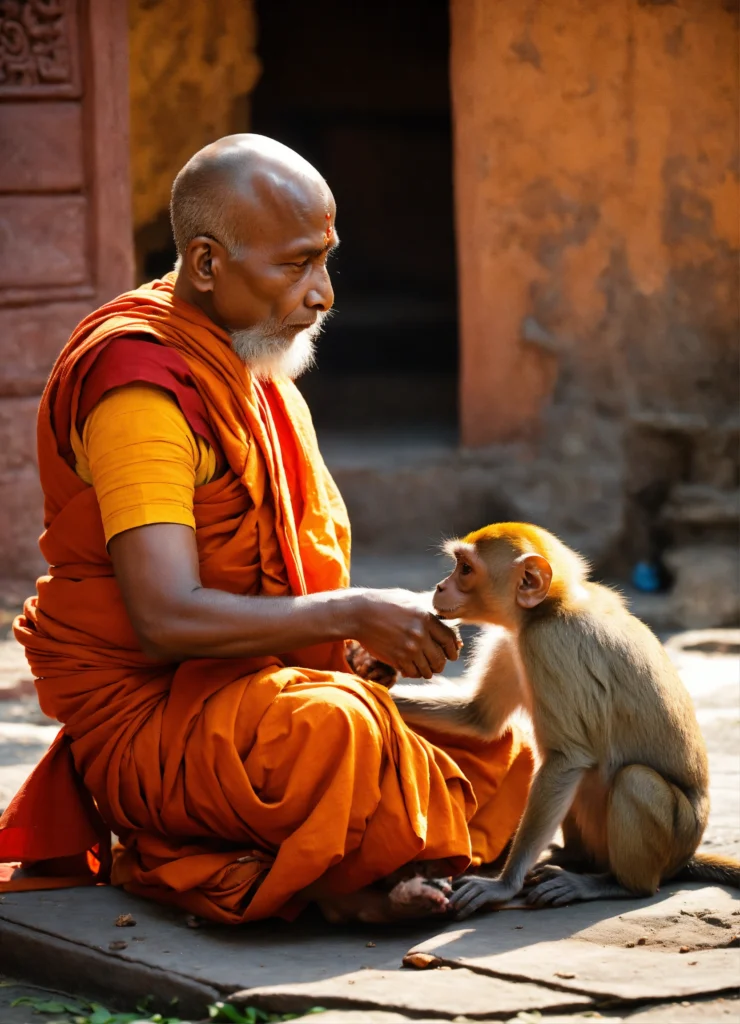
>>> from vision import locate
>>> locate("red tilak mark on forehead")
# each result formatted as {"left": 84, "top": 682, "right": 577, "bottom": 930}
{"left": 323, "top": 212, "right": 333, "bottom": 245}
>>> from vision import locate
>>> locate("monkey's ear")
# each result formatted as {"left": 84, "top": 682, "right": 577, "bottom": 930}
{"left": 514, "top": 554, "right": 553, "bottom": 608}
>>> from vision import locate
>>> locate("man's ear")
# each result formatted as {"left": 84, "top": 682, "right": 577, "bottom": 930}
{"left": 514, "top": 553, "right": 552, "bottom": 608}
{"left": 182, "top": 236, "right": 227, "bottom": 293}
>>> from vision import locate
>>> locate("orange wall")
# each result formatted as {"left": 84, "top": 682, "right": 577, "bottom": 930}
{"left": 128, "top": 0, "right": 260, "bottom": 277}
{"left": 451, "top": 0, "right": 739, "bottom": 446}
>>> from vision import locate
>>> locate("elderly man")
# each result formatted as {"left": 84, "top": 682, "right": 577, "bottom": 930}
{"left": 0, "top": 136, "right": 532, "bottom": 923}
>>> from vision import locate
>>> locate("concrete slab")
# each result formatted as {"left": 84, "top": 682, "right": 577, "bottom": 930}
{"left": 235, "top": 966, "right": 593, "bottom": 1020}
{"left": 626, "top": 996, "right": 740, "bottom": 1022}
{"left": 289, "top": 1014, "right": 420, "bottom": 1024}
{"left": 0, "top": 918, "right": 220, "bottom": 1020}
{"left": 0, "top": 885, "right": 443, "bottom": 1008}
{"left": 0, "top": 630, "right": 738, "bottom": 1020}
{"left": 471, "top": 1000, "right": 740, "bottom": 1024}
{"left": 407, "top": 885, "right": 740, "bottom": 1002}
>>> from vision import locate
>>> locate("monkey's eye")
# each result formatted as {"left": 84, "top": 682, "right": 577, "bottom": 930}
{"left": 459, "top": 562, "right": 473, "bottom": 576}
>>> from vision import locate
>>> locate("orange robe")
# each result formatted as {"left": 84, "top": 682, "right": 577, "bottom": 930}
{"left": 0, "top": 275, "right": 533, "bottom": 922}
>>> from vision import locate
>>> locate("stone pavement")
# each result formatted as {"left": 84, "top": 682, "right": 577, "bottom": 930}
{"left": 0, "top": 610, "right": 738, "bottom": 1022}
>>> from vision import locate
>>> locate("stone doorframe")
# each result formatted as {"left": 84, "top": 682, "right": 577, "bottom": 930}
{"left": 0, "top": 0, "right": 133, "bottom": 579}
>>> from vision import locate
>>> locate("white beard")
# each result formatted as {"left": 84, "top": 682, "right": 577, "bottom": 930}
{"left": 229, "top": 315, "right": 326, "bottom": 381}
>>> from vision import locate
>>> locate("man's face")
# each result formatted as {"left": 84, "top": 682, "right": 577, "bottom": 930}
{"left": 177, "top": 173, "right": 339, "bottom": 378}
{"left": 210, "top": 181, "right": 337, "bottom": 338}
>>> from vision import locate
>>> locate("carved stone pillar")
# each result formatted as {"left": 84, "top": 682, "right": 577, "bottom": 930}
{"left": 0, "top": 0, "right": 134, "bottom": 580}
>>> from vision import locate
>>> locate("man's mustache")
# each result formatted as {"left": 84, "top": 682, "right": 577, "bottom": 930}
{"left": 284, "top": 308, "right": 333, "bottom": 335}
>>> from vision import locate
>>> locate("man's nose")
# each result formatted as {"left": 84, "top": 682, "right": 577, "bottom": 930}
{"left": 305, "top": 262, "right": 334, "bottom": 311}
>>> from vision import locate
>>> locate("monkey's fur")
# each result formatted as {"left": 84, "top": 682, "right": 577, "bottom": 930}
{"left": 392, "top": 522, "right": 740, "bottom": 918}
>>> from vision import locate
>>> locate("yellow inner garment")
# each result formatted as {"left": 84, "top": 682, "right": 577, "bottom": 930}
{"left": 71, "top": 385, "right": 217, "bottom": 543}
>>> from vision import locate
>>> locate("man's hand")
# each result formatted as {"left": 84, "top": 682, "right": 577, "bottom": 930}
{"left": 347, "top": 589, "right": 461, "bottom": 680}
{"left": 108, "top": 523, "right": 460, "bottom": 674}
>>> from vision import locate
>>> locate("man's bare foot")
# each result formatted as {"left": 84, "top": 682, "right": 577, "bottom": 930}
{"left": 388, "top": 875, "right": 451, "bottom": 918}
{"left": 317, "top": 875, "right": 452, "bottom": 924}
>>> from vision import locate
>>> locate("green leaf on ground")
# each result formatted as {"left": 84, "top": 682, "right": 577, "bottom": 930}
{"left": 208, "top": 1002, "right": 325, "bottom": 1023}
{"left": 11, "top": 997, "right": 86, "bottom": 1014}
{"left": 11, "top": 995, "right": 185, "bottom": 1024}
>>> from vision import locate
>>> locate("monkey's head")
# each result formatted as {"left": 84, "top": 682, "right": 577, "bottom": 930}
{"left": 433, "top": 522, "right": 589, "bottom": 628}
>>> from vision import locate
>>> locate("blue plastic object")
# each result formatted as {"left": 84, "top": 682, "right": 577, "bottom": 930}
{"left": 632, "top": 561, "right": 662, "bottom": 593}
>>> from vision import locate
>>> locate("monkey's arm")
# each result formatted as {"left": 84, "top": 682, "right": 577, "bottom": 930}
{"left": 391, "top": 628, "right": 524, "bottom": 739}
{"left": 451, "top": 753, "right": 585, "bottom": 918}
{"left": 391, "top": 679, "right": 489, "bottom": 737}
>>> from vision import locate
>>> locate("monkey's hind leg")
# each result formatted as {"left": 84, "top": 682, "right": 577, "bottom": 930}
{"left": 608, "top": 764, "right": 701, "bottom": 892}
{"left": 527, "top": 765, "right": 699, "bottom": 907}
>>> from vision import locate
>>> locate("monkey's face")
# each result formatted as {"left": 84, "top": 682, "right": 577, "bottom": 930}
{"left": 433, "top": 541, "right": 505, "bottom": 625}
{"left": 434, "top": 539, "right": 553, "bottom": 627}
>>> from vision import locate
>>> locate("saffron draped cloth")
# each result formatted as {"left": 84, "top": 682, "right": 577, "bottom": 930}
{"left": 0, "top": 276, "right": 533, "bottom": 922}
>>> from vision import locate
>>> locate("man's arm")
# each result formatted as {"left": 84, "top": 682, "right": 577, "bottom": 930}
{"left": 109, "top": 522, "right": 459, "bottom": 678}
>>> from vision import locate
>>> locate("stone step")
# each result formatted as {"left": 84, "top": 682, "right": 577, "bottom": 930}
{"left": 662, "top": 485, "right": 740, "bottom": 528}
{"left": 321, "top": 429, "right": 623, "bottom": 566}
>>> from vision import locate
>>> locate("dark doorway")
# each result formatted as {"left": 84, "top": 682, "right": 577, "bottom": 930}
{"left": 251, "top": 0, "right": 458, "bottom": 434}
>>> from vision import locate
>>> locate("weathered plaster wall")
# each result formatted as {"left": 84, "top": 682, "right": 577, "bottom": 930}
{"left": 451, "top": 0, "right": 739, "bottom": 446}
{"left": 128, "top": 0, "right": 261, "bottom": 277}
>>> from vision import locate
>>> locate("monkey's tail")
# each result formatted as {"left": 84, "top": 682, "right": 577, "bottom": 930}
{"left": 671, "top": 852, "right": 740, "bottom": 888}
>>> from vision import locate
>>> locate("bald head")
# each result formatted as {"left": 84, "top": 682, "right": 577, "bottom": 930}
{"left": 170, "top": 134, "right": 329, "bottom": 259}
{"left": 170, "top": 135, "right": 337, "bottom": 377}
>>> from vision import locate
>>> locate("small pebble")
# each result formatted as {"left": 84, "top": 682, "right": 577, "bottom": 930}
{"left": 114, "top": 913, "right": 136, "bottom": 927}
{"left": 403, "top": 952, "right": 438, "bottom": 969}
{"left": 637, "top": 936, "right": 647, "bottom": 945}
{"left": 688, "top": 961, "right": 698, "bottom": 966}
{"left": 108, "top": 940, "right": 128, "bottom": 951}
{"left": 515, "top": 925, "right": 524, "bottom": 929}
{"left": 681, "top": 1002, "right": 691, "bottom": 1007}
{"left": 186, "top": 915, "right": 201, "bottom": 929}
{"left": 625, "top": 941, "right": 635, "bottom": 948}
{"left": 437, "top": 965, "right": 452, "bottom": 970}
{"left": 554, "top": 971, "right": 576, "bottom": 979}
{"left": 679, "top": 946, "right": 691, "bottom": 954}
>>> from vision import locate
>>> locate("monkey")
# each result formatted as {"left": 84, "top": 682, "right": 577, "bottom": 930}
{"left": 391, "top": 522, "right": 740, "bottom": 919}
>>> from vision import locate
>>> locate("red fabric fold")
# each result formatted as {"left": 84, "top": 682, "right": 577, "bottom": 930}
{"left": 0, "top": 730, "right": 111, "bottom": 885}
{"left": 75, "top": 336, "right": 220, "bottom": 450}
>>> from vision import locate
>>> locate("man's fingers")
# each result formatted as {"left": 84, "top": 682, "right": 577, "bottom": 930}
{"left": 421, "top": 639, "right": 447, "bottom": 675}
{"left": 412, "top": 652, "right": 435, "bottom": 680}
{"left": 429, "top": 616, "right": 460, "bottom": 661}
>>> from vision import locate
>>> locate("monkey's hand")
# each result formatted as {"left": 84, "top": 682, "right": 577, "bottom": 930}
{"left": 346, "top": 640, "right": 399, "bottom": 687}
{"left": 450, "top": 875, "right": 518, "bottom": 919}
